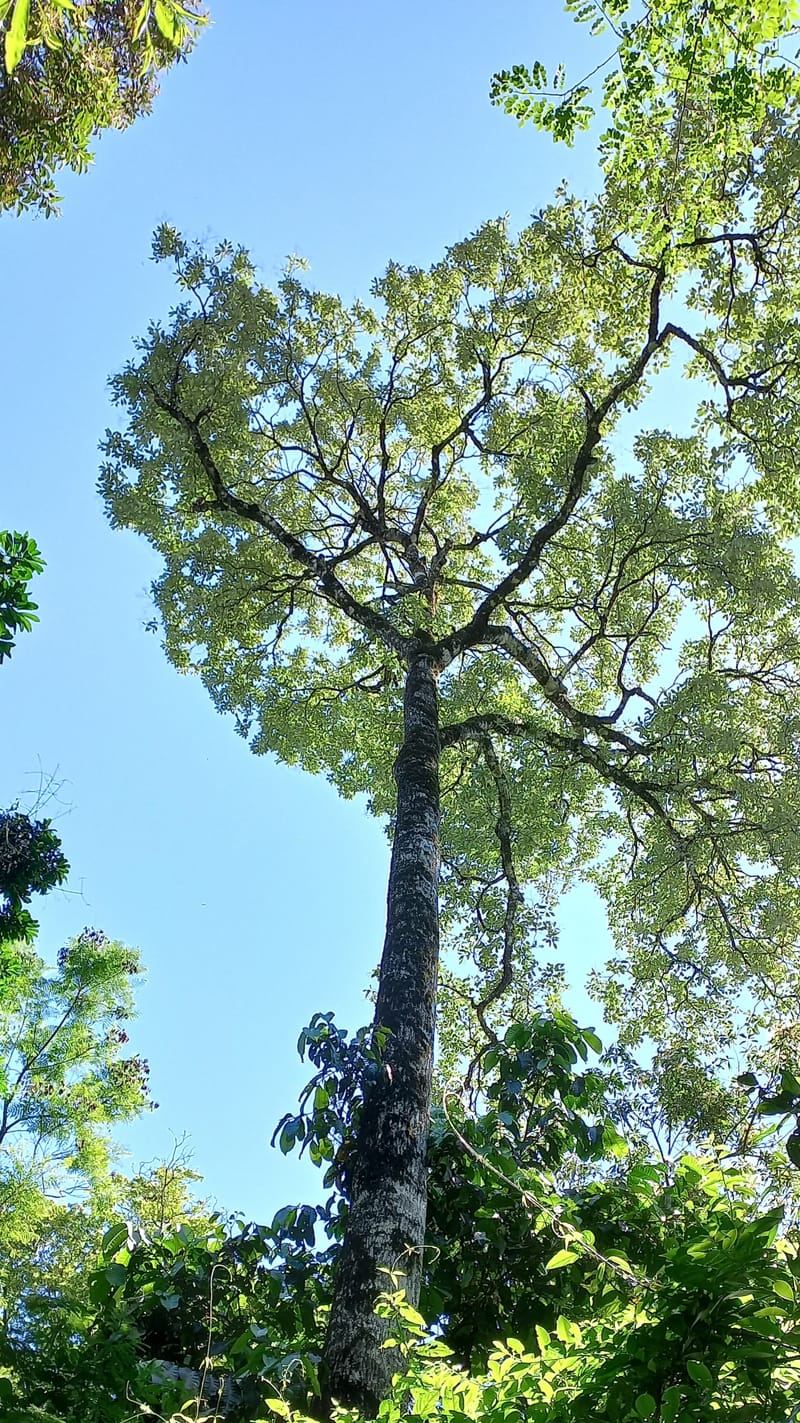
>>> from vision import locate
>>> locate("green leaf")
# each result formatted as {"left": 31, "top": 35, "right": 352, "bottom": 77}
{"left": 154, "top": 0, "right": 181, "bottom": 45}
{"left": 272, "top": 1204, "right": 296, "bottom": 1231}
{"left": 773, "top": 1278, "right": 794, "bottom": 1302}
{"left": 104, "top": 1262, "right": 128, "bottom": 1289}
{"left": 132, "top": 0, "right": 149, "bottom": 39}
{"left": 582, "top": 1029, "right": 603, "bottom": 1053}
{"left": 660, "top": 1387, "right": 683, "bottom": 1423}
{"left": 757, "top": 1091, "right": 797, "bottom": 1115}
{"left": 545, "top": 1248, "right": 579, "bottom": 1270}
{"left": 101, "top": 1222, "right": 130, "bottom": 1257}
{"left": 636, "top": 1395, "right": 656, "bottom": 1419}
{"left": 262, "top": 1402, "right": 291, "bottom": 1420}
{"left": 4, "top": 0, "right": 29, "bottom": 73}
{"left": 605, "top": 1252, "right": 631, "bottom": 1272}
{"left": 686, "top": 1360, "right": 713, "bottom": 1388}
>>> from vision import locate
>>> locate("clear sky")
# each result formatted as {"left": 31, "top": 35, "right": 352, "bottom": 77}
{"left": 1, "top": 1, "right": 610, "bottom": 1220}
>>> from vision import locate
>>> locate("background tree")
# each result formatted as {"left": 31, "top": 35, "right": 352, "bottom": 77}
{"left": 102, "top": 175, "right": 800, "bottom": 1407}
{"left": 0, "top": 925, "right": 155, "bottom": 1416}
{"left": 0, "top": 0, "right": 207, "bottom": 216}
{"left": 3, "top": 1153, "right": 210, "bottom": 1422}
{"left": 0, "top": 924, "right": 152, "bottom": 1188}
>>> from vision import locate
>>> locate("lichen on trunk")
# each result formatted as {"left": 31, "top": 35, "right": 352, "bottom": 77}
{"left": 321, "top": 646, "right": 441, "bottom": 1416}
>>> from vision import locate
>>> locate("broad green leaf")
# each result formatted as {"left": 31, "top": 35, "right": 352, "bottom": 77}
{"left": 101, "top": 1222, "right": 130, "bottom": 1257}
{"left": 660, "top": 1386, "right": 683, "bottom": 1423}
{"left": 132, "top": 0, "right": 150, "bottom": 38}
{"left": 154, "top": 0, "right": 181, "bottom": 44}
{"left": 4, "top": 0, "right": 28, "bottom": 73}
{"left": 686, "top": 1360, "right": 713, "bottom": 1388}
{"left": 545, "top": 1249, "right": 579, "bottom": 1270}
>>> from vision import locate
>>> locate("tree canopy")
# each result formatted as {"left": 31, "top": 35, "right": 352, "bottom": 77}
{"left": 105, "top": 199, "right": 800, "bottom": 1066}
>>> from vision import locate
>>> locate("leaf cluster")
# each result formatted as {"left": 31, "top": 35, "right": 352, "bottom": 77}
{"left": 0, "top": 926, "right": 153, "bottom": 1188}
{"left": 0, "top": 807, "right": 69, "bottom": 961}
{"left": 0, "top": 531, "right": 43, "bottom": 663}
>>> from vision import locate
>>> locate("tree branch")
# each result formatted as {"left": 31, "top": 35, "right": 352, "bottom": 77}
{"left": 471, "top": 736, "right": 525, "bottom": 1039}
{"left": 438, "top": 265, "right": 668, "bottom": 662}
{"left": 476, "top": 624, "right": 646, "bottom": 754}
{"left": 149, "top": 388, "right": 412, "bottom": 660}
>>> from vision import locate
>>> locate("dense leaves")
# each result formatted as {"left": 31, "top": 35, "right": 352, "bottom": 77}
{"left": 104, "top": 207, "right": 800, "bottom": 1075}
{"left": 0, "top": 531, "right": 43, "bottom": 663}
{"left": 1, "top": 1156, "right": 210, "bottom": 1421}
{"left": 11, "top": 1011, "right": 798, "bottom": 1421}
{"left": 0, "top": 807, "right": 69, "bottom": 958}
{"left": 379, "top": 1169, "right": 800, "bottom": 1423}
{"left": 0, "top": 926, "right": 152, "bottom": 1183}
{"left": 492, "top": 0, "right": 800, "bottom": 189}
{"left": 0, "top": 0, "right": 207, "bottom": 215}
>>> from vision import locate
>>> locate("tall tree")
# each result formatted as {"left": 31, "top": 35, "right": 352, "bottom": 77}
{"left": 0, "top": 0, "right": 206, "bottom": 215}
{"left": 102, "top": 179, "right": 800, "bottom": 1406}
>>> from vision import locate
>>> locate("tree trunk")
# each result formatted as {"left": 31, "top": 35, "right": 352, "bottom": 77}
{"left": 321, "top": 645, "right": 441, "bottom": 1416}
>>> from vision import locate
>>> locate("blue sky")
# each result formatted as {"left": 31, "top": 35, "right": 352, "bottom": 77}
{"left": 1, "top": 1, "right": 610, "bottom": 1219}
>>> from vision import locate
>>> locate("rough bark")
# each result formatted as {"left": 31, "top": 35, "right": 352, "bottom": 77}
{"left": 321, "top": 644, "right": 441, "bottom": 1416}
